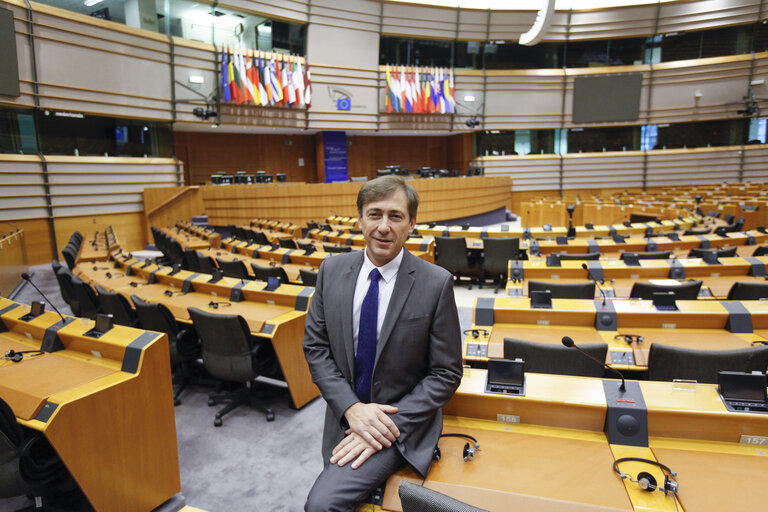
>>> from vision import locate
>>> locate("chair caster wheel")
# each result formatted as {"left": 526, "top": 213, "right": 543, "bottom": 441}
{"left": 208, "top": 398, "right": 216, "bottom": 406}
{"left": 174, "top": 398, "right": 181, "bottom": 406}
{"left": 266, "top": 412, "right": 275, "bottom": 422}
{"left": 214, "top": 418, "right": 222, "bottom": 427}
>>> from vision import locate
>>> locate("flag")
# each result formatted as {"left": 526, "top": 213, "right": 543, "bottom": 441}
{"left": 442, "top": 67, "right": 452, "bottom": 113}
{"left": 237, "top": 48, "right": 255, "bottom": 104}
{"left": 229, "top": 49, "right": 243, "bottom": 104}
{"left": 221, "top": 48, "right": 231, "bottom": 103}
{"left": 257, "top": 53, "right": 269, "bottom": 106}
{"left": 385, "top": 66, "right": 393, "bottom": 113}
{"left": 281, "top": 57, "right": 292, "bottom": 106}
{"left": 403, "top": 68, "right": 413, "bottom": 114}
{"left": 294, "top": 59, "right": 305, "bottom": 107}
{"left": 304, "top": 62, "right": 312, "bottom": 107}
{"left": 413, "top": 68, "right": 421, "bottom": 114}
{"left": 246, "top": 55, "right": 261, "bottom": 106}
{"left": 270, "top": 55, "right": 283, "bottom": 104}
{"left": 448, "top": 68, "right": 455, "bottom": 113}
{"left": 286, "top": 58, "right": 297, "bottom": 106}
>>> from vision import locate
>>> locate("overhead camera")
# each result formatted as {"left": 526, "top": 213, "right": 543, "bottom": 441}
{"left": 465, "top": 117, "right": 481, "bottom": 128}
{"left": 193, "top": 107, "right": 218, "bottom": 120}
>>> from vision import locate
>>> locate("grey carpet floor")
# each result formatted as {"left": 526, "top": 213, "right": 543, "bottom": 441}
{"left": 2, "top": 263, "right": 488, "bottom": 511}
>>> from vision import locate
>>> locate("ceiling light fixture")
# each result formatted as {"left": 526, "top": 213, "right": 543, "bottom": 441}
{"left": 83, "top": 0, "right": 104, "bottom": 7}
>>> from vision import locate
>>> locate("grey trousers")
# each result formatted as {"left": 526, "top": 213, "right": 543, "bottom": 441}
{"left": 304, "top": 445, "right": 406, "bottom": 512}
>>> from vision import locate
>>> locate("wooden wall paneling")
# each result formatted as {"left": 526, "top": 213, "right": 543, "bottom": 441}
{"left": 561, "top": 152, "right": 645, "bottom": 189}
{"left": 53, "top": 212, "right": 147, "bottom": 262}
{"left": 646, "top": 146, "right": 742, "bottom": 187}
{"left": 480, "top": 155, "right": 561, "bottom": 191}
{"left": 173, "top": 132, "right": 317, "bottom": 185}
{"left": 0, "top": 230, "right": 29, "bottom": 297}
{"left": 9, "top": 218, "right": 54, "bottom": 266}
{"left": 657, "top": 0, "right": 760, "bottom": 33}
{"left": 346, "top": 135, "right": 449, "bottom": 176}
{"left": 446, "top": 133, "right": 473, "bottom": 172}
{"left": 0, "top": 156, "right": 47, "bottom": 221}
{"left": 143, "top": 186, "right": 204, "bottom": 239}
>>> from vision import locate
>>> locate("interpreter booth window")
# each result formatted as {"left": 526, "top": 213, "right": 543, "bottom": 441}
{"left": 379, "top": 36, "right": 452, "bottom": 67}
{"left": 567, "top": 126, "right": 640, "bottom": 153}
{"left": 36, "top": 111, "right": 173, "bottom": 157}
{"left": 565, "top": 38, "right": 645, "bottom": 68}
{"left": 0, "top": 107, "right": 38, "bottom": 155}
{"left": 483, "top": 41, "right": 563, "bottom": 69}
{"left": 654, "top": 119, "right": 747, "bottom": 149}
{"left": 747, "top": 118, "right": 767, "bottom": 144}
{"left": 476, "top": 130, "right": 557, "bottom": 156}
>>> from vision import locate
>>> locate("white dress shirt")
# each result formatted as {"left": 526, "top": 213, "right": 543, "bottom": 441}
{"left": 352, "top": 248, "right": 404, "bottom": 353}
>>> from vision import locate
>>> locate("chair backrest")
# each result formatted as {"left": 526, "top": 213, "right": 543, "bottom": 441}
{"left": 504, "top": 338, "right": 608, "bottom": 377}
{"left": 528, "top": 280, "right": 595, "bottom": 299}
{"left": 557, "top": 252, "right": 601, "bottom": 261}
{"left": 629, "top": 279, "right": 702, "bottom": 300}
{"left": 187, "top": 307, "right": 275, "bottom": 382}
{"left": 621, "top": 250, "right": 673, "bottom": 260}
{"left": 251, "top": 230, "right": 269, "bottom": 246}
{"left": 323, "top": 244, "right": 352, "bottom": 253}
{"left": 647, "top": 343, "right": 768, "bottom": 383}
{"left": 682, "top": 227, "right": 711, "bottom": 236}
{"left": 61, "top": 246, "right": 77, "bottom": 270}
{"left": 723, "top": 213, "right": 735, "bottom": 224}
{"left": 215, "top": 258, "right": 250, "bottom": 279}
{"left": 94, "top": 285, "right": 137, "bottom": 326}
{"left": 251, "top": 263, "right": 289, "bottom": 284}
{"left": 167, "top": 241, "right": 184, "bottom": 265}
{"left": 132, "top": 295, "right": 183, "bottom": 367}
{"left": 399, "top": 481, "right": 488, "bottom": 512}
{"left": 435, "top": 236, "right": 469, "bottom": 271}
{"left": 299, "top": 269, "right": 318, "bottom": 286}
{"left": 727, "top": 282, "right": 768, "bottom": 300}
{"left": 278, "top": 237, "right": 297, "bottom": 249}
{"left": 482, "top": 237, "right": 520, "bottom": 275}
{"left": 688, "top": 246, "right": 737, "bottom": 259}
{"left": 182, "top": 249, "right": 200, "bottom": 272}
{"left": 753, "top": 245, "right": 768, "bottom": 257}
{"left": 52, "top": 261, "right": 74, "bottom": 306}
{"left": 196, "top": 252, "right": 217, "bottom": 274}
{"left": 70, "top": 275, "right": 102, "bottom": 319}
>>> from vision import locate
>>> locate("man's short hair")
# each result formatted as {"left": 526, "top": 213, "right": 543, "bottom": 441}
{"left": 357, "top": 175, "right": 419, "bottom": 220}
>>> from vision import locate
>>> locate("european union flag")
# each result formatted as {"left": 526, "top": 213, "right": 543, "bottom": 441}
{"left": 337, "top": 98, "right": 351, "bottom": 111}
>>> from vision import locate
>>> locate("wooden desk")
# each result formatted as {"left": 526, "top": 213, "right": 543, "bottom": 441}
{"left": 0, "top": 298, "right": 180, "bottom": 512}
{"left": 160, "top": 226, "right": 210, "bottom": 250}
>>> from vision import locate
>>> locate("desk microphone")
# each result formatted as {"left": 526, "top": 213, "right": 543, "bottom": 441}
{"left": 21, "top": 273, "right": 66, "bottom": 324}
{"left": 562, "top": 336, "right": 625, "bottom": 391}
{"left": 581, "top": 263, "right": 607, "bottom": 306}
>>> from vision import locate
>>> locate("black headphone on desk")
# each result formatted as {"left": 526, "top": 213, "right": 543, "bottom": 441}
{"left": 613, "top": 457, "right": 679, "bottom": 495}
{"left": 433, "top": 433, "right": 480, "bottom": 462}
{"left": 4, "top": 350, "right": 44, "bottom": 363}
{"left": 463, "top": 329, "right": 489, "bottom": 339}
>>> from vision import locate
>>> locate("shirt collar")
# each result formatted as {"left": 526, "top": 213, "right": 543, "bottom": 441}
{"left": 362, "top": 248, "right": 403, "bottom": 284}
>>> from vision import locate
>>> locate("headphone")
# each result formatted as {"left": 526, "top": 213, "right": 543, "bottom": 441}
{"left": 613, "top": 457, "right": 679, "bottom": 495}
{"left": 4, "top": 350, "right": 44, "bottom": 363}
{"left": 463, "top": 329, "right": 489, "bottom": 339}
{"left": 615, "top": 334, "right": 644, "bottom": 345}
{"left": 207, "top": 301, "right": 231, "bottom": 309}
{"left": 433, "top": 433, "right": 480, "bottom": 462}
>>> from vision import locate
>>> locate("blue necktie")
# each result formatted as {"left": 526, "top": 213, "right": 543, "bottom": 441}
{"left": 355, "top": 268, "right": 381, "bottom": 403}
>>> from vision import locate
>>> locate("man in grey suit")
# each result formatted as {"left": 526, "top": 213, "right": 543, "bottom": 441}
{"left": 303, "top": 176, "right": 463, "bottom": 512}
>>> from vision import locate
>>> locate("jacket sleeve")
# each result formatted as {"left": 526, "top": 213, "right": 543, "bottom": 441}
{"left": 302, "top": 260, "right": 360, "bottom": 425}
{"left": 388, "top": 272, "right": 463, "bottom": 444}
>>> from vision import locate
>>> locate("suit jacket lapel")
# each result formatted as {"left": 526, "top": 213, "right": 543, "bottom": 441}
{"left": 341, "top": 252, "right": 364, "bottom": 377}
{"left": 375, "top": 250, "right": 416, "bottom": 365}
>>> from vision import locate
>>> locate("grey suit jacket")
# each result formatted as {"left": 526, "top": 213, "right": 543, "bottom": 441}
{"left": 303, "top": 249, "right": 463, "bottom": 477}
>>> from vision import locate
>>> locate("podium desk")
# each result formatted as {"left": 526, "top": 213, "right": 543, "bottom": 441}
{"left": 381, "top": 369, "right": 768, "bottom": 512}
{"left": 0, "top": 298, "right": 180, "bottom": 512}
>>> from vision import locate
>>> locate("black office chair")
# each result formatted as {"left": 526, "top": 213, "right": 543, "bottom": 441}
{"left": 620, "top": 250, "right": 673, "bottom": 260}
{"left": 398, "top": 481, "right": 488, "bottom": 512}
{"left": 647, "top": 343, "right": 768, "bottom": 383}
{"left": 504, "top": 338, "right": 608, "bottom": 378}
{"left": 196, "top": 252, "right": 217, "bottom": 274}
{"left": 61, "top": 246, "right": 77, "bottom": 270}
{"left": 482, "top": 237, "right": 520, "bottom": 293}
{"left": 349, "top": 228, "right": 362, "bottom": 235}
{"left": 187, "top": 307, "right": 283, "bottom": 426}
{"left": 715, "top": 216, "right": 745, "bottom": 236}
{"left": 215, "top": 258, "right": 251, "bottom": 280}
{"left": 69, "top": 275, "right": 102, "bottom": 319}
{"left": 629, "top": 280, "right": 702, "bottom": 300}
{"left": 723, "top": 213, "right": 735, "bottom": 225}
{"left": 0, "top": 397, "right": 73, "bottom": 510}
{"left": 557, "top": 252, "right": 601, "bottom": 261}
{"left": 727, "top": 282, "right": 768, "bottom": 300}
{"left": 683, "top": 227, "right": 711, "bottom": 236}
{"left": 688, "top": 247, "right": 737, "bottom": 259}
{"left": 435, "top": 236, "right": 476, "bottom": 289}
{"left": 323, "top": 244, "right": 352, "bottom": 253}
{"left": 298, "top": 242, "right": 316, "bottom": 253}
{"left": 251, "top": 263, "right": 289, "bottom": 284}
{"left": 705, "top": 211, "right": 721, "bottom": 218}
{"left": 132, "top": 295, "right": 199, "bottom": 405}
{"left": 527, "top": 280, "right": 595, "bottom": 299}
{"left": 182, "top": 249, "right": 200, "bottom": 272}
{"left": 94, "top": 285, "right": 138, "bottom": 327}
{"left": 278, "top": 237, "right": 298, "bottom": 249}
{"left": 250, "top": 230, "right": 269, "bottom": 246}
{"left": 299, "top": 269, "right": 318, "bottom": 286}
{"left": 753, "top": 245, "right": 768, "bottom": 257}
{"left": 51, "top": 261, "right": 75, "bottom": 311}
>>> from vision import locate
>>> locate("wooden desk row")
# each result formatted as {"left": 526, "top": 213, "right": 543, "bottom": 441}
{"left": 462, "top": 297, "right": 768, "bottom": 371}
{"left": 381, "top": 368, "right": 768, "bottom": 512}
{"left": 75, "top": 225, "right": 120, "bottom": 264}
{"left": 250, "top": 218, "right": 302, "bottom": 238}
{"left": 75, "top": 255, "right": 319, "bottom": 409}
{"left": 0, "top": 297, "right": 180, "bottom": 512}
{"left": 174, "top": 220, "right": 221, "bottom": 248}
{"left": 159, "top": 226, "right": 211, "bottom": 251}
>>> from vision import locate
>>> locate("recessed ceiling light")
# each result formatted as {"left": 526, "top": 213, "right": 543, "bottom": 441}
{"left": 84, "top": 0, "right": 104, "bottom": 6}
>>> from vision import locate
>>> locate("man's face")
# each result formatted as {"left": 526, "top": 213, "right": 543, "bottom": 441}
{"left": 359, "top": 188, "right": 416, "bottom": 267}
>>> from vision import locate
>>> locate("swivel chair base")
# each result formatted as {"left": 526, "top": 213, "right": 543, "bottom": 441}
{"left": 207, "top": 382, "right": 282, "bottom": 426}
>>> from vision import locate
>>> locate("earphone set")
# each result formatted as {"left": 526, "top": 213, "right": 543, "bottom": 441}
{"left": 613, "top": 457, "right": 678, "bottom": 495}
{"left": 433, "top": 433, "right": 480, "bottom": 462}
{"left": 4, "top": 349, "right": 44, "bottom": 363}
{"left": 463, "top": 329, "right": 489, "bottom": 339}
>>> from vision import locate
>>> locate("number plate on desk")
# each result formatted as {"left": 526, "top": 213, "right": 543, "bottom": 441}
{"left": 740, "top": 435, "right": 768, "bottom": 445}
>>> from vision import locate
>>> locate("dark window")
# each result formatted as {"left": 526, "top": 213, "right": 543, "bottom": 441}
{"left": 271, "top": 20, "right": 306, "bottom": 55}
{"left": 483, "top": 42, "right": 563, "bottom": 69}
{"left": 454, "top": 40, "right": 483, "bottom": 69}
{"left": 607, "top": 38, "right": 646, "bottom": 66}
{"left": 566, "top": 40, "right": 610, "bottom": 68}
{"left": 410, "top": 38, "right": 452, "bottom": 67}
{"left": 568, "top": 126, "right": 640, "bottom": 153}
{"left": 656, "top": 119, "right": 747, "bottom": 149}
{"left": 701, "top": 25, "right": 750, "bottom": 58}
{"left": 753, "top": 20, "right": 768, "bottom": 53}
{"left": 659, "top": 31, "right": 703, "bottom": 62}
{"left": 0, "top": 107, "right": 37, "bottom": 154}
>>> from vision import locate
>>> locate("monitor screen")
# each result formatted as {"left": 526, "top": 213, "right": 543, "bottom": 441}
{"left": 572, "top": 74, "right": 642, "bottom": 123}
{"left": 488, "top": 358, "right": 524, "bottom": 386}
{"left": 719, "top": 372, "right": 768, "bottom": 402}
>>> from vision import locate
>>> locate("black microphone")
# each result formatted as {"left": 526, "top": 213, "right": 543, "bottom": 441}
{"left": 562, "top": 336, "right": 625, "bottom": 391}
{"left": 581, "top": 263, "right": 607, "bottom": 306}
{"left": 21, "top": 273, "right": 67, "bottom": 324}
